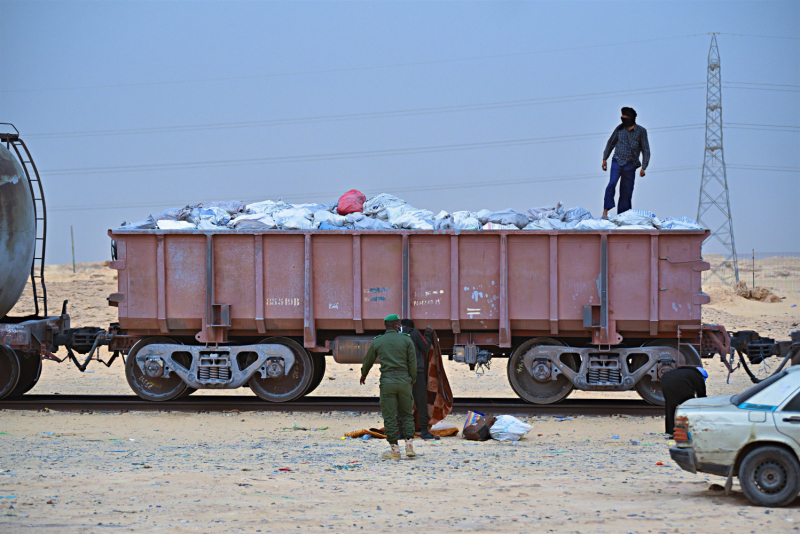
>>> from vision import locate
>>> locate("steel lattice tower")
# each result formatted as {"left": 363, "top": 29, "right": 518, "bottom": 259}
{"left": 697, "top": 33, "right": 739, "bottom": 285}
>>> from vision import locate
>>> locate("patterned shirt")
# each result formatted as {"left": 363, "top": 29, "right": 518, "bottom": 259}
{"left": 603, "top": 124, "right": 650, "bottom": 170}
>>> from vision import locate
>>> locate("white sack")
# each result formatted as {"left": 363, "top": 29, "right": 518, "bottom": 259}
{"left": 281, "top": 216, "right": 314, "bottom": 230}
{"left": 486, "top": 209, "right": 529, "bottom": 229}
{"left": 454, "top": 216, "right": 481, "bottom": 230}
{"left": 246, "top": 199, "right": 292, "bottom": 216}
{"left": 611, "top": 209, "right": 660, "bottom": 228}
{"left": 574, "top": 219, "right": 618, "bottom": 230}
{"left": 563, "top": 206, "right": 594, "bottom": 222}
{"left": 314, "top": 210, "right": 346, "bottom": 227}
{"left": 660, "top": 216, "right": 703, "bottom": 230}
{"left": 362, "top": 194, "right": 407, "bottom": 218}
{"left": 489, "top": 415, "right": 532, "bottom": 442}
{"left": 472, "top": 209, "right": 492, "bottom": 224}
{"left": 482, "top": 222, "right": 519, "bottom": 230}
{"left": 354, "top": 217, "right": 393, "bottom": 230}
{"left": 526, "top": 202, "right": 563, "bottom": 221}
{"left": 156, "top": 220, "right": 195, "bottom": 230}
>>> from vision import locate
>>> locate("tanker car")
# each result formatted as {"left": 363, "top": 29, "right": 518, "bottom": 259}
{"left": 2, "top": 124, "right": 795, "bottom": 406}
{"left": 0, "top": 125, "right": 104, "bottom": 400}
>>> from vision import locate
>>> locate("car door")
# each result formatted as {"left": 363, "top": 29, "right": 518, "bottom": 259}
{"left": 775, "top": 384, "right": 800, "bottom": 448}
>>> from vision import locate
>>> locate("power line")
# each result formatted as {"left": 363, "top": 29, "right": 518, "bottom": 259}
{"left": 727, "top": 82, "right": 800, "bottom": 88}
{"left": 2, "top": 34, "right": 708, "bottom": 94}
{"left": 718, "top": 32, "right": 800, "bottom": 41}
{"left": 39, "top": 123, "right": 796, "bottom": 176}
{"left": 26, "top": 84, "right": 706, "bottom": 139}
{"left": 42, "top": 124, "right": 705, "bottom": 176}
{"left": 24, "top": 82, "right": 793, "bottom": 140}
{"left": 723, "top": 85, "right": 800, "bottom": 93}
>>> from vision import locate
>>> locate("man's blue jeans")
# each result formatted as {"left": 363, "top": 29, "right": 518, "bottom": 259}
{"left": 604, "top": 160, "right": 637, "bottom": 213}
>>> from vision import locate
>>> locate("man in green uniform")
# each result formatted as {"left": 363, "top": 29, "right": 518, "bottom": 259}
{"left": 360, "top": 314, "right": 418, "bottom": 460}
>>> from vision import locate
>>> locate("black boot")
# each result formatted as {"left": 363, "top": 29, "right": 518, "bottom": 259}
{"left": 420, "top": 430, "right": 440, "bottom": 440}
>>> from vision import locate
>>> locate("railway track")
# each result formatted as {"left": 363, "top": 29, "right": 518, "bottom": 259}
{"left": 0, "top": 395, "right": 662, "bottom": 416}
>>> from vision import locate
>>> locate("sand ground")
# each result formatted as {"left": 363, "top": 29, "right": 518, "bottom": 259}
{"left": 2, "top": 262, "right": 799, "bottom": 533}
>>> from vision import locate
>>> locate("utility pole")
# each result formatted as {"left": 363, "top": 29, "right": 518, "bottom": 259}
{"left": 697, "top": 33, "right": 739, "bottom": 285}
{"left": 71, "top": 226, "right": 76, "bottom": 273}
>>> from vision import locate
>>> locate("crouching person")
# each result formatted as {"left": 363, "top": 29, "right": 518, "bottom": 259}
{"left": 661, "top": 366, "right": 708, "bottom": 437}
{"left": 360, "top": 314, "right": 418, "bottom": 460}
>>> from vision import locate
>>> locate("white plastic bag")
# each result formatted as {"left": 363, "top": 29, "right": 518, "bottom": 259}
{"left": 455, "top": 216, "right": 481, "bottom": 230}
{"left": 230, "top": 213, "right": 277, "bottom": 229}
{"left": 246, "top": 199, "right": 291, "bottom": 216}
{"left": 574, "top": 219, "right": 617, "bottom": 230}
{"left": 660, "top": 216, "right": 703, "bottom": 230}
{"left": 314, "top": 210, "right": 346, "bottom": 227}
{"left": 526, "top": 202, "right": 563, "bottom": 221}
{"left": 489, "top": 415, "right": 532, "bottom": 442}
{"left": 354, "top": 217, "right": 393, "bottom": 230}
{"left": 472, "top": 209, "right": 492, "bottom": 224}
{"left": 156, "top": 220, "right": 195, "bottom": 230}
{"left": 363, "top": 193, "right": 407, "bottom": 218}
{"left": 610, "top": 209, "right": 661, "bottom": 228}
{"left": 486, "top": 209, "right": 529, "bottom": 229}
{"left": 482, "top": 222, "right": 519, "bottom": 230}
{"left": 281, "top": 216, "right": 314, "bottom": 230}
{"left": 562, "top": 206, "right": 594, "bottom": 222}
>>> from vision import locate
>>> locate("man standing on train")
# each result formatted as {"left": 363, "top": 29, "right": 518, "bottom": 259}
{"left": 399, "top": 319, "right": 439, "bottom": 440}
{"left": 360, "top": 314, "right": 418, "bottom": 460}
{"left": 601, "top": 107, "right": 650, "bottom": 219}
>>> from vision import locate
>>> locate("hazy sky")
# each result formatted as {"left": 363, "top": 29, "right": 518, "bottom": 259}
{"left": 1, "top": 0, "right": 798, "bottom": 264}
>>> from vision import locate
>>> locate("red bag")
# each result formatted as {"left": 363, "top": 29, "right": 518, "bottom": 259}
{"left": 337, "top": 190, "right": 366, "bottom": 215}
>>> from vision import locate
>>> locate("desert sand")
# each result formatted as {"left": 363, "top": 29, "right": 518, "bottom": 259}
{"left": 1, "top": 262, "right": 798, "bottom": 532}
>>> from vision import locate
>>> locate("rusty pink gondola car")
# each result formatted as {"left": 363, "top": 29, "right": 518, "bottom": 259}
{"left": 107, "top": 227, "right": 730, "bottom": 404}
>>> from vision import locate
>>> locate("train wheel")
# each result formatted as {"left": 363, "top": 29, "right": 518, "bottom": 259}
{"left": 304, "top": 354, "right": 327, "bottom": 396}
{"left": 634, "top": 339, "right": 702, "bottom": 406}
{"left": 125, "top": 337, "right": 189, "bottom": 401}
{"left": 9, "top": 350, "right": 42, "bottom": 397}
{"left": 249, "top": 337, "right": 313, "bottom": 402}
{"left": 0, "top": 346, "right": 21, "bottom": 400}
{"left": 507, "top": 338, "right": 574, "bottom": 404}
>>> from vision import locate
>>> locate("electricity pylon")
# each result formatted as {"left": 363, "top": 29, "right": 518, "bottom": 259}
{"left": 698, "top": 33, "right": 739, "bottom": 286}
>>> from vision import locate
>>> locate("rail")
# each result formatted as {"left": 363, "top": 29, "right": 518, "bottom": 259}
{"left": 0, "top": 395, "right": 663, "bottom": 416}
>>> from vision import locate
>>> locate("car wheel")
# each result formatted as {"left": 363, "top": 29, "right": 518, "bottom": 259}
{"left": 739, "top": 446, "right": 800, "bottom": 507}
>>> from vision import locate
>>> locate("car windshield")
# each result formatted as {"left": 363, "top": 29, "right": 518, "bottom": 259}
{"left": 731, "top": 370, "right": 788, "bottom": 406}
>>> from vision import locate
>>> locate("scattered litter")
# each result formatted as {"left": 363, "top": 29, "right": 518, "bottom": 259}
{"left": 629, "top": 440, "right": 639, "bottom": 445}
{"left": 278, "top": 467, "right": 292, "bottom": 472}
{"left": 41, "top": 432, "right": 54, "bottom": 435}
{"left": 611, "top": 435, "right": 619, "bottom": 440}
{"left": 554, "top": 417, "right": 571, "bottom": 422}
{"left": 656, "top": 462, "right": 664, "bottom": 466}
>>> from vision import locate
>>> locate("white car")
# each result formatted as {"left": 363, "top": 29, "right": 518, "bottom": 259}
{"left": 670, "top": 365, "right": 800, "bottom": 507}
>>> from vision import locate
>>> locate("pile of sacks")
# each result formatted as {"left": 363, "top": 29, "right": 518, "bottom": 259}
{"left": 119, "top": 189, "right": 704, "bottom": 232}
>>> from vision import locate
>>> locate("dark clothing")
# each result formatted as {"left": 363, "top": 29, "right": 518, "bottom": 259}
{"left": 661, "top": 367, "right": 707, "bottom": 435}
{"left": 603, "top": 124, "right": 650, "bottom": 170}
{"left": 406, "top": 328, "right": 433, "bottom": 373}
{"left": 398, "top": 370, "right": 430, "bottom": 437}
{"left": 604, "top": 160, "right": 637, "bottom": 213}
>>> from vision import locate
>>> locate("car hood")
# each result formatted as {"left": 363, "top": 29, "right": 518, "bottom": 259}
{"left": 680, "top": 395, "right": 734, "bottom": 409}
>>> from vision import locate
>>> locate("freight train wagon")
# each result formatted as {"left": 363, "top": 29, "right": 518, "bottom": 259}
{"left": 107, "top": 227, "right": 731, "bottom": 405}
